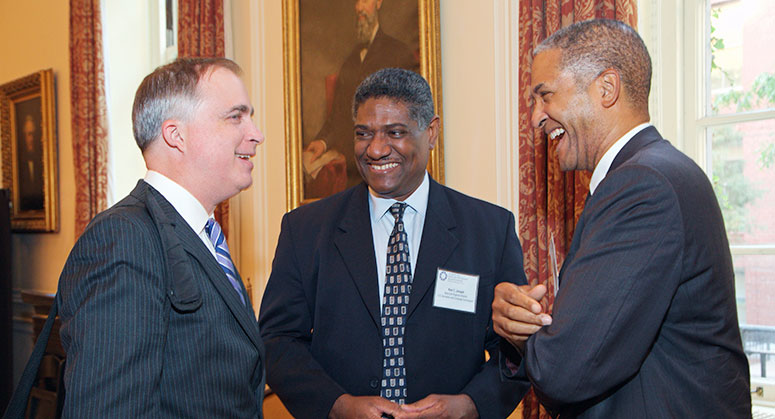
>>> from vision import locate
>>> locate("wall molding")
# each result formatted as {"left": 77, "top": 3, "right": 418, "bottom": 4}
{"left": 493, "top": 0, "right": 519, "bottom": 215}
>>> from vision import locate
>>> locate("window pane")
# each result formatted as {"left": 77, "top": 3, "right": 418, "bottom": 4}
{"left": 708, "top": 120, "right": 775, "bottom": 246}
{"left": 708, "top": 0, "right": 775, "bottom": 116}
{"left": 165, "top": 0, "right": 175, "bottom": 48}
{"left": 734, "top": 254, "right": 775, "bottom": 380}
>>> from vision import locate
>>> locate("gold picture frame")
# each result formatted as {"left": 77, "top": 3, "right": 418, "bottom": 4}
{"left": 0, "top": 69, "right": 59, "bottom": 232}
{"left": 283, "top": 0, "right": 443, "bottom": 210}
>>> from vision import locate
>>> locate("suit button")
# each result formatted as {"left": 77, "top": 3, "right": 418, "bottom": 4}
{"left": 369, "top": 379, "right": 379, "bottom": 388}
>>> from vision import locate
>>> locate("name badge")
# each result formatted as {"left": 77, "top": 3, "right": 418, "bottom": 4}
{"left": 432, "top": 268, "right": 479, "bottom": 314}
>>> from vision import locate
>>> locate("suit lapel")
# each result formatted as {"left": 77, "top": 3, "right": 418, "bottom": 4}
{"left": 333, "top": 184, "right": 382, "bottom": 327}
{"left": 407, "top": 179, "right": 458, "bottom": 318}
{"left": 559, "top": 193, "right": 590, "bottom": 282}
{"left": 561, "top": 126, "right": 664, "bottom": 280}
{"left": 362, "top": 28, "right": 386, "bottom": 68}
{"left": 139, "top": 181, "right": 263, "bottom": 352}
{"left": 332, "top": 180, "right": 460, "bottom": 324}
{"left": 175, "top": 221, "right": 264, "bottom": 351}
{"left": 609, "top": 125, "right": 662, "bottom": 172}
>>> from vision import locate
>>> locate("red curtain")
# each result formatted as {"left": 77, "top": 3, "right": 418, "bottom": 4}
{"left": 70, "top": 0, "right": 109, "bottom": 237}
{"left": 517, "top": 1, "right": 637, "bottom": 417}
{"left": 178, "top": 0, "right": 225, "bottom": 58}
{"left": 177, "top": 0, "right": 230, "bottom": 237}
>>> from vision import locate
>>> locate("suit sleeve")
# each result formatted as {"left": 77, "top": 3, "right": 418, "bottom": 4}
{"left": 259, "top": 214, "right": 347, "bottom": 418}
{"left": 524, "top": 166, "right": 684, "bottom": 409}
{"left": 57, "top": 213, "right": 168, "bottom": 418}
{"left": 462, "top": 211, "right": 532, "bottom": 418}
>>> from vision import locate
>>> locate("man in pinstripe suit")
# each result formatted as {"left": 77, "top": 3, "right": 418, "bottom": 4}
{"left": 55, "top": 58, "right": 266, "bottom": 417}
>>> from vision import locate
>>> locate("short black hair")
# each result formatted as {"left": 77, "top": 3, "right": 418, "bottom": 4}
{"left": 535, "top": 19, "right": 651, "bottom": 110}
{"left": 352, "top": 68, "right": 435, "bottom": 129}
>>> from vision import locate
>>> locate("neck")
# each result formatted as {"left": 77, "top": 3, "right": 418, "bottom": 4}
{"left": 145, "top": 164, "right": 217, "bottom": 214}
{"left": 592, "top": 110, "right": 649, "bottom": 169}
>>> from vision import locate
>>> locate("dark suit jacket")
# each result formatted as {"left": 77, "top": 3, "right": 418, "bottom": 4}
{"left": 259, "top": 179, "right": 530, "bottom": 418}
{"left": 16, "top": 142, "right": 44, "bottom": 211}
{"left": 56, "top": 180, "right": 265, "bottom": 418}
{"left": 314, "top": 28, "right": 418, "bottom": 189}
{"left": 513, "top": 127, "right": 751, "bottom": 417}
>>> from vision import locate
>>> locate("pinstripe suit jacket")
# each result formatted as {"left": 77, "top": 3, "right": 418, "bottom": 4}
{"left": 56, "top": 180, "right": 265, "bottom": 418}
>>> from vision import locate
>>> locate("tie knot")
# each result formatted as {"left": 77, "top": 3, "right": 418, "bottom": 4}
{"left": 389, "top": 202, "right": 407, "bottom": 222}
{"left": 205, "top": 218, "right": 221, "bottom": 242}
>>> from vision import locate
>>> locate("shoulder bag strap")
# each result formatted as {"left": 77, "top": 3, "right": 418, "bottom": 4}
{"left": 2, "top": 298, "right": 59, "bottom": 419}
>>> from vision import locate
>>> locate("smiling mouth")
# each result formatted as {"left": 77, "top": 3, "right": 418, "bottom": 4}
{"left": 369, "top": 162, "right": 399, "bottom": 171}
{"left": 236, "top": 153, "right": 252, "bottom": 160}
{"left": 548, "top": 127, "right": 566, "bottom": 141}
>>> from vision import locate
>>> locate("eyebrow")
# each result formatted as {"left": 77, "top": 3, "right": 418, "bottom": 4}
{"left": 227, "top": 104, "right": 254, "bottom": 117}
{"left": 353, "top": 122, "right": 410, "bottom": 130}
{"left": 532, "top": 82, "right": 545, "bottom": 95}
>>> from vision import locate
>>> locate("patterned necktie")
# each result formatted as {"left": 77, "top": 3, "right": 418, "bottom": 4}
{"left": 204, "top": 218, "right": 246, "bottom": 305}
{"left": 381, "top": 202, "right": 412, "bottom": 404}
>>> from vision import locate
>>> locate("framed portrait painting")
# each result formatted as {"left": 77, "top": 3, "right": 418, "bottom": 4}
{"left": 0, "top": 69, "right": 58, "bottom": 232}
{"left": 283, "top": 0, "right": 443, "bottom": 209}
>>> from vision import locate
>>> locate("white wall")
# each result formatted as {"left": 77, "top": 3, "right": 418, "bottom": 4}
{"left": 103, "top": 0, "right": 156, "bottom": 205}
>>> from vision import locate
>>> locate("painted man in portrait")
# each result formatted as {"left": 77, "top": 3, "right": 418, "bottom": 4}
{"left": 16, "top": 114, "right": 44, "bottom": 212}
{"left": 303, "top": 0, "right": 419, "bottom": 199}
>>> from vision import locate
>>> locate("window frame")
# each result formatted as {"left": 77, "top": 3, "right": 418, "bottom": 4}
{"left": 641, "top": 0, "right": 775, "bottom": 403}
{"left": 642, "top": 0, "right": 775, "bottom": 257}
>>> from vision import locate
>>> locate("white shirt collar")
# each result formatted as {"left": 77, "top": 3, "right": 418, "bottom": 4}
{"left": 589, "top": 123, "right": 651, "bottom": 195}
{"left": 360, "top": 24, "right": 381, "bottom": 62}
{"left": 144, "top": 170, "right": 212, "bottom": 234}
{"left": 368, "top": 172, "right": 430, "bottom": 223}
{"left": 369, "top": 23, "right": 380, "bottom": 45}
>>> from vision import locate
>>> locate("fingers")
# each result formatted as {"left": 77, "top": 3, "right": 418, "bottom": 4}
{"left": 493, "top": 283, "right": 552, "bottom": 324}
{"left": 492, "top": 282, "right": 553, "bottom": 344}
{"left": 400, "top": 396, "right": 436, "bottom": 413}
{"left": 374, "top": 397, "right": 403, "bottom": 418}
{"left": 524, "top": 283, "right": 548, "bottom": 303}
{"left": 398, "top": 394, "right": 477, "bottom": 419}
{"left": 330, "top": 394, "right": 402, "bottom": 419}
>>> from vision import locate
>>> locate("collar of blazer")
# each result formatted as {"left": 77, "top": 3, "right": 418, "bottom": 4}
{"left": 609, "top": 125, "right": 663, "bottom": 173}
{"left": 134, "top": 181, "right": 263, "bottom": 351}
{"left": 334, "top": 178, "right": 459, "bottom": 327}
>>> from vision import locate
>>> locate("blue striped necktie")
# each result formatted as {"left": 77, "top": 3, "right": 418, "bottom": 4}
{"left": 205, "top": 218, "right": 246, "bottom": 305}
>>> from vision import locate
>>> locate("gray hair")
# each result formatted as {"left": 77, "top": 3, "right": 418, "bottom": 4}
{"left": 352, "top": 68, "right": 435, "bottom": 129}
{"left": 131, "top": 57, "right": 242, "bottom": 151}
{"left": 535, "top": 19, "right": 651, "bottom": 110}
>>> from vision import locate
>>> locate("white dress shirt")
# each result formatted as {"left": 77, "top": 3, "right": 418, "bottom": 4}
{"left": 143, "top": 170, "right": 217, "bottom": 258}
{"left": 369, "top": 172, "right": 430, "bottom": 308}
{"left": 589, "top": 123, "right": 652, "bottom": 195}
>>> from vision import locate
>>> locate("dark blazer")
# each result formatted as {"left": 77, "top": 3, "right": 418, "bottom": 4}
{"left": 517, "top": 126, "right": 751, "bottom": 417}
{"left": 56, "top": 180, "right": 265, "bottom": 418}
{"left": 259, "top": 178, "right": 530, "bottom": 418}
{"left": 315, "top": 27, "right": 418, "bottom": 188}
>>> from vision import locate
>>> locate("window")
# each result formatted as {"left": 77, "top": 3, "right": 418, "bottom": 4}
{"left": 642, "top": 0, "right": 775, "bottom": 406}
{"left": 103, "top": 0, "right": 178, "bottom": 205}
{"left": 701, "top": 1, "right": 775, "bottom": 394}
{"left": 161, "top": 0, "right": 178, "bottom": 64}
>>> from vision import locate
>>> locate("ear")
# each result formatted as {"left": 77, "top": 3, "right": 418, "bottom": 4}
{"left": 426, "top": 115, "right": 441, "bottom": 150}
{"left": 596, "top": 68, "right": 620, "bottom": 109}
{"left": 160, "top": 119, "right": 186, "bottom": 152}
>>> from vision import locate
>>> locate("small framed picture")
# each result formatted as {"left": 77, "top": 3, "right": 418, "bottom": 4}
{"left": 1, "top": 69, "right": 59, "bottom": 232}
